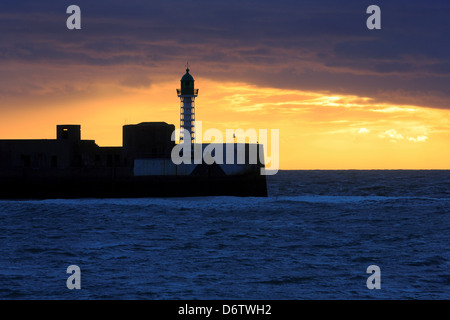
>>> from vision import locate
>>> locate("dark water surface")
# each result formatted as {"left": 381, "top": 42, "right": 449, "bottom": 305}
{"left": 0, "top": 170, "right": 448, "bottom": 299}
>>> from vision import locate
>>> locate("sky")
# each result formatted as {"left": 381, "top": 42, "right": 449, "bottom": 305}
{"left": 0, "top": 0, "right": 449, "bottom": 169}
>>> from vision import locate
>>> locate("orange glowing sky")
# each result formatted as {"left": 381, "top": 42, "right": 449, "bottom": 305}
{"left": 1, "top": 1, "right": 449, "bottom": 169}
{"left": 0, "top": 73, "right": 449, "bottom": 170}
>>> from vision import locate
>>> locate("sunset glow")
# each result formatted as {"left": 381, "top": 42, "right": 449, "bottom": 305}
{"left": 1, "top": 76, "right": 449, "bottom": 170}
{"left": 1, "top": 1, "right": 449, "bottom": 170}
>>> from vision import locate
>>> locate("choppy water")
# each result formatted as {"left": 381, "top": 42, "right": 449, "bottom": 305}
{"left": 0, "top": 170, "right": 449, "bottom": 299}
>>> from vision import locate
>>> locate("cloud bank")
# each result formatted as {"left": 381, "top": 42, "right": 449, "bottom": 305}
{"left": 0, "top": 0, "right": 449, "bottom": 110}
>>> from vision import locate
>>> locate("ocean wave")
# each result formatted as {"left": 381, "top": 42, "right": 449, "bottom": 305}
{"left": 274, "top": 195, "right": 450, "bottom": 204}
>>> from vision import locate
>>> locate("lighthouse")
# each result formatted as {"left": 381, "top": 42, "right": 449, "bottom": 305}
{"left": 177, "top": 67, "right": 198, "bottom": 144}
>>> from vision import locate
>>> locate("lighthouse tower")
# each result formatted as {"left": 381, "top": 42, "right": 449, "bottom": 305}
{"left": 177, "top": 67, "right": 198, "bottom": 144}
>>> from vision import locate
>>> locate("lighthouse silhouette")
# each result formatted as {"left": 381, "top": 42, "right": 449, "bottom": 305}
{"left": 177, "top": 66, "right": 199, "bottom": 144}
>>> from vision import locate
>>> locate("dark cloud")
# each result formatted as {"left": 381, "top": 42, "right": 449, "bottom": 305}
{"left": 0, "top": 0, "right": 449, "bottom": 109}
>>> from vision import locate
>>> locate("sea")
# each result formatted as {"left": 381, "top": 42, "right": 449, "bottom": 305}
{"left": 0, "top": 170, "right": 448, "bottom": 300}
